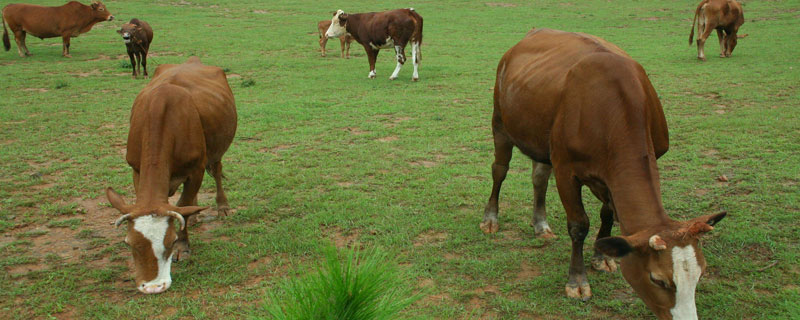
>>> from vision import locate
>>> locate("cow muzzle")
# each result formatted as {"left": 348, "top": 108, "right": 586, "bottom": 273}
{"left": 107, "top": 15, "right": 115, "bottom": 21}
{"left": 138, "top": 280, "right": 171, "bottom": 294}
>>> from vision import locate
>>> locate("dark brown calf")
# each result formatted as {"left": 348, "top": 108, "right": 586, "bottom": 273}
{"left": 107, "top": 57, "right": 237, "bottom": 294}
{"left": 117, "top": 18, "right": 153, "bottom": 79}
{"left": 689, "top": 0, "right": 744, "bottom": 60}
{"left": 326, "top": 8, "right": 422, "bottom": 80}
{"left": 2, "top": 1, "right": 113, "bottom": 57}
{"left": 317, "top": 20, "right": 352, "bottom": 58}
{"left": 484, "top": 28, "right": 726, "bottom": 319}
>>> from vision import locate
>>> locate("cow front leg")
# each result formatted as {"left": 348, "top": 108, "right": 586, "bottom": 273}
{"left": 141, "top": 51, "right": 149, "bottom": 78}
{"left": 411, "top": 41, "right": 420, "bottom": 81}
{"left": 389, "top": 45, "right": 406, "bottom": 80}
{"left": 319, "top": 36, "right": 328, "bottom": 57}
{"left": 339, "top": 37, "right": 347, "bottom": 58}
{"left": 345, "top": 38, "right": 351, "bottom": 59}
{"left": 481, "top": 128, "right": 513, "bottom": 234}
{"left": 716, "top": 29, "right": 726, "bottom": 58}
{"left": 128, "top": 51, "right": 137, "bottom": 78}
{"left": 209, "top": 161, "right": 231, "bottom": 216}
{"left": 173, "top": 169, "right": 204, "bottom": 262}
{"left": 591, "top": 203, "right": 618, "bottom": 273}
{"left": 554, "top": 169, "right": 592, "bottom": 301}
{"left": 531, "top": 162, "right": 556, "bottom": 238}
{"left": 365, "top": 46, "right": 379, "bottom": 78}
{"left": 61, "top": 35, "right": 71, "bottom": 58}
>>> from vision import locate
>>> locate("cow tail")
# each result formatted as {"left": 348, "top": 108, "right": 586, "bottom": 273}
{"left": 2, "top": 13, "right": 10, "bottom": 51}
{"left": 689, "top": 3, "right": 701, "bottom": 46}
{"left": 409, "top": 8, "right": 423, "bottom": 60}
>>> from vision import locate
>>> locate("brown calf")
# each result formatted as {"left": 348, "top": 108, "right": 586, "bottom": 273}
{"left": 689, "top": 0, "right": 744, "bottom": 60}
{"left": 117, "top": 18, "right": 153, "bottom": 79}
{"left": 2, "top": 1, "right": 113, "bottom": 57}
{"left": 317, "top": 19, "right": 352, "bottom": 58}
{"left": 483, "top": 28, "right": 726, "bottom": 319}
{"left": 326, "top": 8, "right": 422, "bottom": 80}
{"left": 106, "top": 57, "right": 237, "bottom": 294}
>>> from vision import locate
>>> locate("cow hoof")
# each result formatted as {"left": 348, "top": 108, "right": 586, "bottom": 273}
{"left": 412, "top": 77, "right": 419, "bottom": 82}
{"left": 389, "top": 76, "right": 397, "bottom": 80}
{"left": 535, "top": 229, "right": 557, "bottom": 239}
{"left": 63, "top": 54, "right": 72, "bottom": 58}
{"left": 698, "top": 56, "right": 706, "bottom": 61}
{"left": 479, "top": 219, "right": 499, "bottom": 234}
{"left": 172, "top": 241, "right": 191, "bottom": 262}
{"left": 565, "top": 283, "right": 592, "bottom": 301}
{"left": 591, "top": 256, "right": 618, "bottom": 273}
{"left": 321, "top": 54, "right": 326, "bottom": 57}
{"left": 217, "top": 205, "right": 232, "bottom": 216}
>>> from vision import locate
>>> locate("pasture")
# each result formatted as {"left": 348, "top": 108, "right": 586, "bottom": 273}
{"left": 1, "top": 0, "right": 798, "bottom": 318}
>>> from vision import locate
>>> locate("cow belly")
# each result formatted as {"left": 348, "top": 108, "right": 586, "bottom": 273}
{"left": 369, "top": 37, "right": 394, "bottom": 50}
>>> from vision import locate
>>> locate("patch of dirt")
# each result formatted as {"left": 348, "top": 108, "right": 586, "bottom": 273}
{"left": 443, "top": 252, "right": 461, "bottom": 260}
{"left": 701, "top": 149, "right": 719, "bottom": 157}
{"left": 516, "top": 262, "right": 541, "bottom": 282}
{"left": 421, "top": 291, "right": 452, "bottom": 305}
{"left": 226, "top": 73, "right": 241, "bottom": 79}
{"left": 322, "top": 225, "right": 359, "bottom": 248}
{"left": 88, "top": 54, "right": 111, "bottom": 61}
{"left": 68, "top": 69, "right": 102, "bottom": 77}
{"left": 336, "top": 182, "right": 354, "bottom": 187}
{"left": 409, "top": 160, "right": 436, "bottom": 168}
{"left": 22, "top": 88, "right": 49, "bottom": 93}
{"left": 377, "top": 136, "right": 398, "bottom": 142}
{"left": 253, "top": 10, "right": 269, "bottom": 14}
{"left": 376, "top": 115, "right": 412, "bottom": 128}
{"left": 147, "top": 51, "right": 184, "bottom": 58}
{"left": 486, "top": 2, "right": 516, "bottom": 7}
{"left": 258, "top": 143, "right": 296, "bottom": 155}
{"left": 694, "top": 188, "right": 709, "bottom": 196}
{"left": 639, "top": 17, "right": 662, "bottom": 21}
{"left": 342, "top": 127, "right": 367, "bottom": 135}
{"left": 413, "top": 230, "right": 448, "bottom": 247}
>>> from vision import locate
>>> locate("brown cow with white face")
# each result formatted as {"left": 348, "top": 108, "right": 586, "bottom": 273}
{"left": 318, "top": 19, "right": 352, "bottom": 58}
{"left": 689, "top": 0, "right": 744, "bottom": 61}
{"left": 326, "top": 8, "right": 422, "bottom": 81}
{"left": 2, "top": 1, "right": 114, "bottom": 57}
{"left": 483, "top": 28, "right": 726, "bottom": 319}
{"left": 107, "top": 56, "right": 237, "bottom": 294}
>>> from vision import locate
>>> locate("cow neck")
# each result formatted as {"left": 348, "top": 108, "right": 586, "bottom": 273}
{"left": 134, "top": 99, "right": 175, "bottom": 205}
{"left": 343, "top": 14, "right": 364, "bottom": 42}
{"left": 605, "top": 153, "right": 671, "bottom": 235}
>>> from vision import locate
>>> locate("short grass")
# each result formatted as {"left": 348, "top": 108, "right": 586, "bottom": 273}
{"left": 1, "top": 0, "right": 798, "bottom": 319}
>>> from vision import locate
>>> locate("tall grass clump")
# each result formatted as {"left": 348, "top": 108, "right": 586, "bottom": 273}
{"left": 265, "top": 246, "right": 423, "bottom": 320}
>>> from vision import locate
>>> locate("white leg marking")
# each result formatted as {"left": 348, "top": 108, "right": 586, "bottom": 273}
{"left": 412, "top": 42, "right": 420, "bottom": 80}
{"left": 133, "top": 215, "right": 173, "bottom": 294}
{"left": 670, "top": 245, "right": 701, "bottom": 320}
{"left": 390, "top": 45, "right": 404, "bottom": 80}
{"left": 368, "top": 70, "right": 376, "bottom": 79}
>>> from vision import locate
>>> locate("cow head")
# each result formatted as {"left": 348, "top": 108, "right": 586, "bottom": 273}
{"left": 595, "top": 212, "right": 726, "bottom": 319}
{"left": 326, "top": 10, "right": 348, "bottom": 38}
{"left": 116, "top": 24, "right": 140, "bottom": 44}
{"left": 106, "top": 188, "right": 206, "bottom": 294}
{"left": 90, "top": 1, "right": 114, "bottom": 22}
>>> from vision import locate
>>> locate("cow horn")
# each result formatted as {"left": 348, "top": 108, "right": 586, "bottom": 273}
{"left": 649, "top": 235, "right": 667, "bottom": 250}
{"left": 114, "top": 213, "right": 132, "bottom": 228}
{"left": 165, "top": 210, "right": 186, "bottom": 231}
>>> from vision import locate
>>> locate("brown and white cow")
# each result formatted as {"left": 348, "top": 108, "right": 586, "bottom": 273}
{"left": 689, "top": 0, "right": 744, "bottom": 61}
{"left": 482, "top": 28, "right": 726, "bottom": 319}
{"left": 326, "top": 8, "right": 422, "bottom": 81}
{"left": 106, "top": 56, "right": 237, "bottom": 294}
{"left": 117, "top": 18, "right": 153, "bottom": 79}
{"left": 318, "top": 19, "right": 352, "bottom": 58}
{"left": 2, "top": 1, "right": 114, "bottom": 57}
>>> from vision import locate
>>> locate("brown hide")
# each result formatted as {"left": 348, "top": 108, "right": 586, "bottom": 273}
{"left": 117, "top": 18, "right": 153, "bottom": 78}
{"left": 689, "top": 0, "right": 744, "bottom": 60}
{"left": 327, "top": 8, "right": 423, "bottom": 80}
{"left": 2, "top": 1, "right": 113, "bottom": 57}
{"left": 486, "top": 29, "right": 724, "bottom": 319}
{"left": 317, "top": 20, "right": 352, "bottom": 58}
{"left": 108, "top": 56, "right": 236, "bottom": 293}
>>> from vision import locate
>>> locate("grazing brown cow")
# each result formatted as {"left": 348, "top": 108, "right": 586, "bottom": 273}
{"left": 483, "top": 28, "right": 726, "bottom": 319}
{"left": 317, "top": 20, "right": 352, "bottom": 58}
{"left": 2, "top": 1, "right": 114, "bottom": 57}
{"left": 689, "top": 0, "right": 744, "bottom": 61}
{"left": 326, "top": 8, "right": 422, "bottom": 81}
{"left": 106, "top": 57, "right": 237, "bottom": 294}
{"left": 117, "top": 18, "right": 153, "bottom": 79}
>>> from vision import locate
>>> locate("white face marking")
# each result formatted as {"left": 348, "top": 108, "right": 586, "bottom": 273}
{"left": 326, "top": 10, "right": 346, "bottom": 38}
{"left": 122, "top": 32, "right": 131, "bottom": 43}
{"left": 133, "top": 215, "right": 173, "bottom": 294}
{"left": 670, "top": 245, "right": 701, "bottom": 320}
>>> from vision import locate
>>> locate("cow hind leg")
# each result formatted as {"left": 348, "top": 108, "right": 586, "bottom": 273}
{"left": 716, "top": 29, "right": 726, "bottom": 58}
{"left": 128, "top": 51, "right": 137, "bottom": 78}
{"left": 481, "top": 130, "right": 513, "bottom": 234}
{"left": 697, "top": 20, "right": 716, "bottom": 61}
{"left": 173, "top": 169, "right": 204, "bottom": 262}
{"left": 319, "top": 36, "right": 327, "bottom": 57}
{"left": 411, "top": 41, "right": 420, "bottom": 81}
{"left": 554, "top": 169, "right": 592, "bottom": 301}
{"left": 389, "top": 45, "right": 406, "bottom": 80}
{"left": 531, "top": 162, "right": 555, "bottom": 238}
{"left": 208, "top": 161, "right": 231, "bottom": 216}
{"left": 339, "top": 37, "right": 346, "bottom": 58}
{"left": 591, "top": 203, "right": 618, "bottom": 273}
{"left": 13, "top": 30, "right": 29, "bottom": 57}
{"left": 61, "top": 35, "right": 71, "bottom": 58}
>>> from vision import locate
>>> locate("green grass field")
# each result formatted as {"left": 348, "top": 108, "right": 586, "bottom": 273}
{"left": 1, "top": 0, "right": 798, "bottom": 318}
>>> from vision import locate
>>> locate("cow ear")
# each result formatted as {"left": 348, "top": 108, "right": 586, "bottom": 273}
{"left": 116, "top": 29, "right": 122, "bottom": 34}
{"left": 174, "top": 206, "right": 209, "bottom": 217}
{"left": 340, "top": 13, "right": 348, "bottom": 21}
{"left": 91, "top": 2, "right": 99, "bottom": 9}
{"left": 106, "top": 187, "right": 132, "bottom": 213}
{"left": 595, "top": 236, "right": 634, "bottom": 257}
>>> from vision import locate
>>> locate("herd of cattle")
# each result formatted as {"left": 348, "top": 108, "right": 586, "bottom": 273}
{"left": 2, "top": 0, "right": 748, "bottom": 319}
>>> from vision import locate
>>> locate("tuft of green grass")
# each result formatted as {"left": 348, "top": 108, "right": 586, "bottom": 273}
{"left": 54, "top": 82, "right": 69, "bottom": 89}
{"left": 47, "top": 218, "right": 83, "bottom": 229}
{"left": 265, "top": 246, "right": 423, "bottom": 320}
{"left": 120, "top": 61, "right": 133, "bottom": 69}
{"left": 241, "top": 78, "right": 256, "bottom": 88}
{"left": 39, "top": 203, "right": 78, "bottom": 216}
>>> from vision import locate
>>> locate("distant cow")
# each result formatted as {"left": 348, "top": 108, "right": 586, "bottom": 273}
{"left": 483, "top": 28, "right": 726, "bottom": 319}
{"left": 317, "top": 20, "right": 352, "bottom": 58}
{"left": 117, "top": 18, "right": 153, "bottom": 79}
{"left": 689, "top": 0, "right": 744, "bottom": 60}
{"left": 106, "top": 57, "right": 237, "bottom": 294}
{"left": 326, "top": 8, "right": 422, "bottom": 81}
{"left": 2, "top": 1, "right": 114, "bottom": 57}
